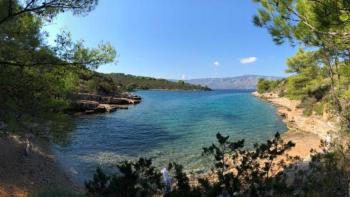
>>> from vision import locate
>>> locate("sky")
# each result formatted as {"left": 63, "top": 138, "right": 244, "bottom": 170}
{"left": 44, "top": 0, "right": 297, "bottom": 80}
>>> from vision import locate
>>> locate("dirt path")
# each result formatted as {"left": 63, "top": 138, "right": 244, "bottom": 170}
{"left": 0, "top": 135, "right": 76, "bottom": 197}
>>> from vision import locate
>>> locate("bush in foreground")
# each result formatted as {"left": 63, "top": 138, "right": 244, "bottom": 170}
{"left": 87, "top": 132, "right": 333, "bottom": 197}
{"left": 85, "top": 132, "right": 350, "bottom": 196}
{"left": 29, "top": 186, "right": 83, "bottom": 197}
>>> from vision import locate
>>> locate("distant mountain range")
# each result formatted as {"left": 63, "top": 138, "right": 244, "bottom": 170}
{"left": 185, "top": 75, "right": 282, "bottom": 90}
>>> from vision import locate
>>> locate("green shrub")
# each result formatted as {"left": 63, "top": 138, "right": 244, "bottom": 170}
{"left": 29, "top": 187, "right": 83, "bottom": 197}
{"left": 299, "top": 97, "right": 317, "bottom": 116}
{"left": 85, "top": 133, "right": 298, "bottom": 197}
{"left": 257, "top": 79, "right": 271, "bottom": 93}
{"left": 85, "top": 158, "right": 162, "bottom": 197}
{"left": 307, "top": 84, "right": 330, "bottom": 101}
{"left": 257, "top": 79, "right": 284, "bottom": 94}
{"left": 85, "top": 132, "right": 350, "bottom": 196}
{"left": 284, "top": 75, "right": 309, "bottom": 99}
{"left": 340, "top": 104, "right": 350, "bottom": 132}
{"left": 313, "top": 102, "right": 324, "bottom": 115}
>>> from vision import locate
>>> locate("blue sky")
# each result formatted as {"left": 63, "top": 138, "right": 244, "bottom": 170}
{"left": 44, "top": 0, "right": 296, "bottom": 79}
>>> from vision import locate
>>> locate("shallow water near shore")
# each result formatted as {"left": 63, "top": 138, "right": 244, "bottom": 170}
{"left": 53, "top": 90, "right": 287, "bottom": 184}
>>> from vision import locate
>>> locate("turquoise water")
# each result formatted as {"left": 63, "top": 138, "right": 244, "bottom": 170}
{"left": 53, "top": 90, "right": 287, "bottom": 183}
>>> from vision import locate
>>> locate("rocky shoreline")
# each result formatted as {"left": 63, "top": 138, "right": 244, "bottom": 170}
{"left": 70, "top": 92, "right": 142, "bottom": 115}
{"left": 252, "top": 91, "right": 340, "bottom": 160}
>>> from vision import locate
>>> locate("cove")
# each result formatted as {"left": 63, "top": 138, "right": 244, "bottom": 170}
{"left": 53, "top": 90, "right": 287, "bottom": 184}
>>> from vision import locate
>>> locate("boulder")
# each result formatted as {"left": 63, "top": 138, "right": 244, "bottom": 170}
{"left": 72, "top": 100, "right": 99, "bottom": 111}
{"left": 75, "top": 93, "right": 102, "bottom": 102}
{"left": 70, "top": 92, "right": 141, "bottom": 114}
{"left": 279, "top": 112, "right": 287, "bottom": 118}
{"left": 109, "top": 98, "right": 131, "bottom": 105}
{"left": 130, "top": 99, "right": 141, "bottom": 104}
{"left": 101, "top": 96, "right": 112, "bottom": 103}
{"left": 95, "top": 104, "right": 118, "bottom": 113}
{"left": 121, "top": 92, "right": 142, "bottom": 101}
{"left": 110, "top": 105, "right": 128, "bottom": 110}
{"left": 85, "top": 110, "right": 96, "bottom": 114}
{"left": 94, "top": 105, "right": 108, "bottom": 113}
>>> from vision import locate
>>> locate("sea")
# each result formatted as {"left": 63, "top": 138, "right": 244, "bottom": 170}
{"left": 53, "top": 90, "right": 287, "bottom": 183}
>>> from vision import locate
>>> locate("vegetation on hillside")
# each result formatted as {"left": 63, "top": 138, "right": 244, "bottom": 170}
{"left": 109, "top": 73, "right": 210, "bottom": 91}
{"left": 0, "top": 0, "right": 117, "bottom": 134}
{"left": 252, "top": 2, "right": 350, "bottom": 194}
{"left": 253, "top": 0, "right": 350, "bottom": 131}
{"left": 79, "top": 72, "right": 210, "bottom": 95}
{"left": 256, "top": 78, "right": 283, "bottom": 94}
{"left": 0, "top": 0, "right": 209, "bottom": 135}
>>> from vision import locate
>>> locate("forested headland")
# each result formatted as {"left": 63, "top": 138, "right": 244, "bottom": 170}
{"left": 79, "top": 72, "right": 210, "bottom": 95}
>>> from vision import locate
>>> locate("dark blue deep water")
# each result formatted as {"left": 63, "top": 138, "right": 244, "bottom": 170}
{"left": 53, "top": 90, "right": 287, "bottom": 183}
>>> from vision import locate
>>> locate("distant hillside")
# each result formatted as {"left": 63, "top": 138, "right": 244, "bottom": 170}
{"left": 79, "top": 72, "right": 210, "bottom": 95}
{"left": 185, "top": 75, "right": 282, "bottom": 90}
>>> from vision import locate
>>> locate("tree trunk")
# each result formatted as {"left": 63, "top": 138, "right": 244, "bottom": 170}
{"left": 322, "top": 47, "right": 342, "bottom": 113}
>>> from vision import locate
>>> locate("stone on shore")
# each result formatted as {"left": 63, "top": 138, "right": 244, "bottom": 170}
{"left": 70, "top": 92, "right": 141, "bottom": 115}
{"left": 109, "top": 98, "right": 131, "bottom": 105}
{"left": 95, "top": 104, "right": 118, "bottom": 113}
{"left": 72, "top": 100, "right": 99, "bottom": 111}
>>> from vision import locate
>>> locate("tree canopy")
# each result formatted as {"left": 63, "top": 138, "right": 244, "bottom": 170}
{"left": 0, "top": 0, "right": 98, "bottom": 25}
{"left": 0, "top": 0, "right": 116, "bottom": 133}
{"left": 253, "top": 0, "right": 350, "bottom": 130}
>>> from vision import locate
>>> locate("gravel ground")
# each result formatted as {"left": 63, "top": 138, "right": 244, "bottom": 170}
{"left": 0, "top": 135, "right": 78, "bottom": 197}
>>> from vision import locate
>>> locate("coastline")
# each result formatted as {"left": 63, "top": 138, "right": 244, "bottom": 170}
{"left": 0, "top": 92, "right": 142, "bottom": 196}
{"left": 0, "top": 90, "right": 340, "bottom": 196}
{"left": 136, "top": 89, "right": 252, "bottom": 92}
{"left": 252, "top": 91, "right": 340, "bottom": 160}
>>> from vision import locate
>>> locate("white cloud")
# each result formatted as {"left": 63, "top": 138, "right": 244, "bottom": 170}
{"left": 240, "top": 57, "right": 257, "bottom": 64}
{"left": 213, "top": 61, "right": 220, "bottom": 67}
{"left": 181, "top": 74, "right": 186, "bottom": 80}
